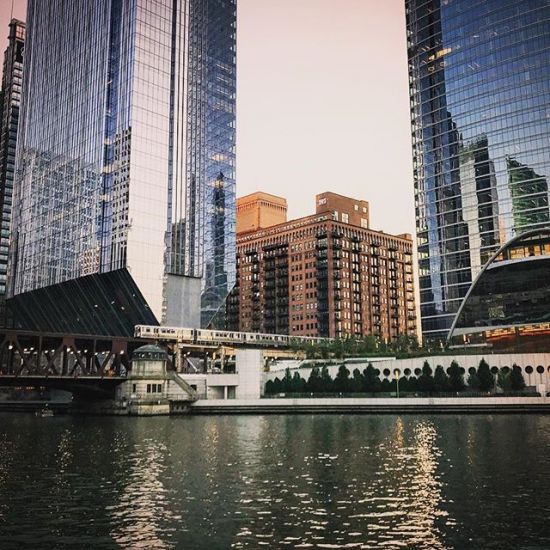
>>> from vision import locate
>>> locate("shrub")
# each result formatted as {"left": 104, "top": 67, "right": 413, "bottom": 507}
{"left": 477, "top": 359, "right": 495, "bottom": 392}
{"left": 434, "top": 365, "right": 449, "bottom": 392}
{"left": 510, "top": 364, "right": 526, "bottom": 391}
{"left": 448, "top": 360, "right": 465, "bottom": 392}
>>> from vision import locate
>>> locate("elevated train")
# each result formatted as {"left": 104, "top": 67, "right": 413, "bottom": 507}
{"left": 135, "top": 325, "right": 331, "bottom": 348}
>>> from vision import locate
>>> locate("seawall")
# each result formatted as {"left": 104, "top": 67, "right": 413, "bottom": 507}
{"left": 190, "top": 396, "right": 550, "bottom": 415}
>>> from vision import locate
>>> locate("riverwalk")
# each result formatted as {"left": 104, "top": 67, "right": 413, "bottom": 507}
{"left": 190, "top": 396, "right": 550, "bottom": 414}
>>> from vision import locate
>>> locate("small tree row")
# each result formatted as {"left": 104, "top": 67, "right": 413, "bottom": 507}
{"left": 265, "top": 359, "right": 527, "bottom": 395}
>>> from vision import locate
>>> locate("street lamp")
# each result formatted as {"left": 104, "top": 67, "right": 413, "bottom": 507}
{"left": 394, "top": 368, "right": 400, "bottom": 398}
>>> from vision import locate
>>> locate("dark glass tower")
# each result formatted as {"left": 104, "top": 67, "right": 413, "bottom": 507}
{"left": 406, "top": 0, "right": 550, "bottom": 339}
{"left": 8, "top": 0, "right": 236, "bottom": 336}
{"left": 0, "top": 19, "right": 25, "bottom": 325}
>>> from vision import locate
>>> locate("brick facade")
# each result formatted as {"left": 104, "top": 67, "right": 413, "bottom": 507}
{"left": 227, "top": 193, "right": 417, "bottom": 341}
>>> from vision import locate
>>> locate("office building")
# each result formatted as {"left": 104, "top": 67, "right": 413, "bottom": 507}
{"left": 406, "top": 0, "right": 550, "bottom": 339}
{"left": 8, "top": 0, "right": 236, "bottom": 336}
{"left": 448, "top": 228, "right": 550, "bottom": 352}
{"left": 0, "top": 19, "right": 25, "bottom": 324}
{"left": 227, "top": 192, "right": 417, "bottom": 341}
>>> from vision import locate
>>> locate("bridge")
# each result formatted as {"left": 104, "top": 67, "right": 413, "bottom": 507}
{"left": 0, "top": 326, "right": 317, "bottom": 400}
{"left": 0, "top": 329, "right": 141, "bottom": 399}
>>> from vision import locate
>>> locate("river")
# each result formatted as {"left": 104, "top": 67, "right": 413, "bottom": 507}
{"left": 0, "top": 413, "right": 549, "bottom": 549}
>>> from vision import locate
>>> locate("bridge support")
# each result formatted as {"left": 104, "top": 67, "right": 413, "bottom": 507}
{"left": 0, "top": 331, "right": 134, "bottom": 377}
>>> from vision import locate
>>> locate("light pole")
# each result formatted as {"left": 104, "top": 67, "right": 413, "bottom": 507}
{"left": 394, "top": 368, "right": 400, "bottom": 398}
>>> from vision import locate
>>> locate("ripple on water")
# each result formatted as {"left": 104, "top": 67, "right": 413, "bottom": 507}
{"left": 0, "top": 415, "right": 549, "bottom": 549}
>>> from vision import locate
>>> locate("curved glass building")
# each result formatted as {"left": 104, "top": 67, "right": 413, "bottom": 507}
{"left": 7, "top": 0, "right": 236, "bottom": 336}
{"left": 406, "top": 0, "right": 550, "bottom": 339}
{"left": 448, "top": 228, "right": 550, "bottom": 351}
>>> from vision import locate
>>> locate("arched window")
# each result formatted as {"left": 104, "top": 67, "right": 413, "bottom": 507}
{"left": 404, "top": 368, "right": 411, "bottom": 376}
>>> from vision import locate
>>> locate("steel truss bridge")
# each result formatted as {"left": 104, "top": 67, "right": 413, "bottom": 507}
{"left": 0, "top": 326, "right": 311, "bottom": 398}
{"left": 0, "top": 329, "right": 145, "bottom": 398}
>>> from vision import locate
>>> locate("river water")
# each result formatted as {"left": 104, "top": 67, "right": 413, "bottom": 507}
{"left": 0, "top": 413, "right": 549, "bottom": 549}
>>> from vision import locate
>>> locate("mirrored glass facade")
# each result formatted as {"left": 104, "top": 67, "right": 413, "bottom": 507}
{"left": 8, "top": 0, "right": 236, "bottom": 336}
{"left": 449, "top": 229, "right": 550, "bottom": 351}
{"left": 406, "top": 0, "right": 550, "bottom": 339}
{"left": 0, "top": 20, "right": 25, "bottom": 325}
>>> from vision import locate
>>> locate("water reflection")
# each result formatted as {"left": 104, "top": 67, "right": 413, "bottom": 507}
{"left": 0, "top": 414, "right": 549, "bottom": 549}
{"left": 109, "top": 439, "right": 173, "bottom": 549}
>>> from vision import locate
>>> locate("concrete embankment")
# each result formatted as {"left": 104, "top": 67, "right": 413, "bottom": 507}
{"left": 190, "top": 396, "right": 550, "bottom": 414}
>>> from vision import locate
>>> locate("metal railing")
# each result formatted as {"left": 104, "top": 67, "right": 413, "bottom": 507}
{"left": 263, "top": 391, "right": 543, "bottom": 399}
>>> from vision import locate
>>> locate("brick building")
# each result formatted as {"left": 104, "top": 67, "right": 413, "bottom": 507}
{"left": 236, "top": 191, "right": 287, "bottom": 234}
{"left": 227, "top": 192, "right": 417, "bottom": 341}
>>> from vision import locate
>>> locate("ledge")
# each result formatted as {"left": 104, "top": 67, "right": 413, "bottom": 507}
{"left": 190, "top": 396, "right": 550, "bottom": 415}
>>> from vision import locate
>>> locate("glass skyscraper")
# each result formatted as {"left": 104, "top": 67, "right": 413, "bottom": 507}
{"left": 406, "top": 0, "right": 550, "bottom": 339}
{"left": 0, "top": 19, "right": 25, "bottom": 325}
{"left": 7, "top": 0, "right": 236, "bottom": 337}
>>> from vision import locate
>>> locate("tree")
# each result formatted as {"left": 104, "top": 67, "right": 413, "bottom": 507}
{"left": 320, "top": 366, "right": 333, "bottom": 392}
{"left": 417, "top": 361, "right": 434, "bottom": 393}
{"left": 282, "top": 368, "right": 293, "bottom": 393}
{"left": 497, "top": 369, "right": 511, "bottom": 392}
{"left": 434, "top": 365, "right": 450, "bottom": 392}
{"left": 510, "top": 364, "right": 526, "bottom": 391}
{"left": 334, "top": 364, "right": 351, "bottom": 393}
{"left": 467, "top": 368, "right": 480, "bottom": 390}
{"left": 477, "top": 359, "right": 495, "bottom": 392}
{"left": 381, "top": 378, "right": 391, "bottom": 392}
{"left": 362, "top": 335, "right": 379, "bottom": 353}
{"left": 363, "top": 364, "right": 381, "bottom": 393}
{"left": 307, "top": 366, "right": 322, "bottom": 393}
{"left": 272, "top": 377, "right": 283, "bottom": 394}
{"left": 265, "top": 380, "right": 275, "bottom": 394}
{"left": 332, "top": 339, "right": 344, "bottom": 359}
{"left": 448, "top": 360, "right": 465, "bottom": 392}
{"left": 320, "top": 343, "right": 330, "bottom": 359}
{"left": 351, "top": 368, "right": 364, "bottom": 393}
{"left": 343, "top": 337, "right": 357, "bottom": 358}
{"left": 291, "top": 371, "right": 306, "bottom": 393}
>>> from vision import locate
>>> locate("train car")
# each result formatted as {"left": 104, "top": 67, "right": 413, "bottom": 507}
{"left": 135, "top": 324, "right": 333, "bottom": 348}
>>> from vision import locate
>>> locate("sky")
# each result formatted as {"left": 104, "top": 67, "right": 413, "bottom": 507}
{"left": 1, "top": 0, "right": 415, "bottom": 236}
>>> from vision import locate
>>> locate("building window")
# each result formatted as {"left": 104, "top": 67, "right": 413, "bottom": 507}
{"left": 361, "top": 218, "right": 368, "bottom": 228}
{"left": 342, "top": 213, "right": 349, "bottom": 224}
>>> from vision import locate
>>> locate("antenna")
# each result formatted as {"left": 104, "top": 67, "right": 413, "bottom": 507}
{"left": 10, "top": 0, "right": 15, "bottom": 19}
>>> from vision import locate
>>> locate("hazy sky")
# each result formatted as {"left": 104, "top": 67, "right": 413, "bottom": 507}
{"left": 1, "top": 0, "right": 414, "bottom": 235}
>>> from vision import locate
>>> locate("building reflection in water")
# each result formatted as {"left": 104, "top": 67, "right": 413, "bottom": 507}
{"left": 109, "top": 437, "right": 173, "bottom": 549}
{"left": 0, "top": 416, "right": 550, "bottom": 548}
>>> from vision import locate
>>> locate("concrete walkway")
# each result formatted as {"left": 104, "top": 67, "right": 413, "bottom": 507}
{"left": 190, "top": 396, "right": 550, "bottom": 414}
